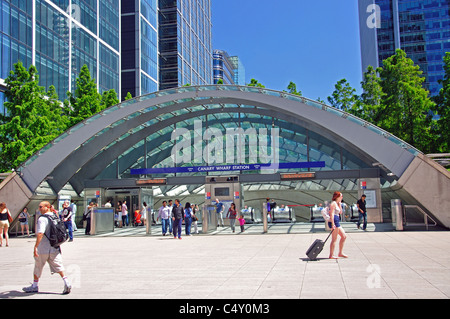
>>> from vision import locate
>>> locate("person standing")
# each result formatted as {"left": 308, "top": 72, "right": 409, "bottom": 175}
{"left": 172, "top": 199, "right": 183, "bottom": 239}
{"left": 215, "top": 198, "right": 224, "bottom": 227}
{"left": 60, "top": 200, "right": 74, "bottom": 242}
{"left": 83, "top": 202, "right": 94, "bottom": 235}
{"left": 184, "top": 202, "right": 193, "bottom": 236}
{"left": 157, "top": 201, "right": 170, "bottom": 236}
{"left": 226, "top": 203, "right": 237, "bottom": 233}
{"left": 0, "top": 202, "right": 11, "bottom": 247}
{"left": 328, "top": 191, "right": 348, "bottom": 259}
{"left": 192, "top": 204, "right": 199, "bottom": 234}
{"left": 70, "top": 200, "right": 78, "bottom": 231}
{"left": 19, "top": 207, "right": 31, "bottom": 237}
{"left": 122, "top": 200, "right": 129, "bottom": 227}
{"left": 141, "top": 202, "right": 148, "bottom": 226}
{"left": 357, "top": 194, "right": 367, "bottom": 230}
{"left": 167, "top": 199, "right": 174, "bottom": 235}
{"left": 22, "top": 201, "right": 71, "bottom": 294}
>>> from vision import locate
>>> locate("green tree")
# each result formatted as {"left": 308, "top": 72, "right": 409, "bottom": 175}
{"left": 435, "top": 52, "right": 450, "bottom": 152}
{"left": 327, "top": 78, "right": 359, "bottom": 112}
{"left": 101, "top": 89, "right": 119, "bottom": 109}
{"left": 379, "top": 49, "right": 435, "bottom": 152}
{"left": 124, "top": 92, "right": 133, "bottom": 101}
{"left": 358, "top": 65, "right": 386, "bottom": 122}
{"left": 65, "top": 64, "right": 102, "bottom": 127}
{"left": 0, "top": 62, "right": 67, "bottom": 171}
{"left": 247, "top": 78, "right": 265, "bottom": 88}
{"left": 286, "top": 81, "right": 302, "bottom": 96}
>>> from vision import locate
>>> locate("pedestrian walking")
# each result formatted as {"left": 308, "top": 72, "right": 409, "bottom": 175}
{"left": 226, "top": 202, "right": 237, "bottom": 233}
{"left": 0, "top": 202, "right": 11, "bottom": 247}
{"left": 19, "top": 207, "right": 31, "bottom": 237}
{"left": 167, "top": 199, "right": 174, "bottom": 235}
{"left": 238, "top": 214, "right": 245, "bottom": 233}
{"left": 215, "top": 198, "right": 224, "bottom": 227}
{"left": 70, "top": 200, "right": 78, "bottom": 231}
{"left": 184, "top": 202, "right": 193, "bottom": 236}
{"left": 60, "top": 200, "right": 74, "bottom": 242}
{"left": 328, "top": 191, "right": 348, "bottom": 259}
{"left": 22, "top": 201, "right": 71, "bottom": 294}
{"left": 157, "top": 201, "right": 170, "bottom": 236}
{"left": 192, "top": 204, "right": 199, "bottom": 234}
{"left": 172, "top": 199, "right": 183, "bottom": 239}
{"left": 357, "top": 194, "right": 367, "bottom": 230}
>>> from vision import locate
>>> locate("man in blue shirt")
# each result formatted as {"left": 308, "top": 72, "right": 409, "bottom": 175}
{"left": 215, "top": 198, "right": 224, "bottom": 227}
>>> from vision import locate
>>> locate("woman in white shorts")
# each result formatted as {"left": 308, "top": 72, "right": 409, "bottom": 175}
{"left": 0, "top": 202, "right": 10, "bottom": 247}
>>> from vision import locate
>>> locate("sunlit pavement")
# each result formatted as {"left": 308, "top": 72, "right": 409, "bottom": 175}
{"left": 1, "top": 223, "right": 449, "bottom": 299}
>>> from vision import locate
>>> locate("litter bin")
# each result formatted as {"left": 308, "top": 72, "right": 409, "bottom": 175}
{"left": 91, "top": 207, "right": 114, "bottom": 235}
{"left": 202, "top": 205, "right": 217, "bottom": 233}
{"left": 391, "top": 199, "right": 403, "bottom": 231}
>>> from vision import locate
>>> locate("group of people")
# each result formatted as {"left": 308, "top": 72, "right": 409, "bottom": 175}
{"left": 214, "top": 198, "right": 246, "bottom": 233}
{"left": 1, "top": 192, "right": 367, "bottom": 296}
{"left": 156, "top": 199, "right": 199, "bottom": 238}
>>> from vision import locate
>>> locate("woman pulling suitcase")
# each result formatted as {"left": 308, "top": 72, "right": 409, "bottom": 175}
{"left": 328, "top": 191, "right": 348, "bottom": 259}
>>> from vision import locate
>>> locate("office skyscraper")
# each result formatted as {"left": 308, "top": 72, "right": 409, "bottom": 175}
{"left": 358, "top": 0, "right": 450, "bottom": 95}
{"left": 0, "top": 0, "right": 120, "bottom": 112}
{"left": 121, "top": 0, "right": 158, "bottom": 98}
{"left": 159, "top": 0, "right": 212, "bottom": 90}
{"left": 0, "top": 0, "right": 212, "bottom": 113}
{"left": 213, "top": 49, "right": 246, "bottom": 85}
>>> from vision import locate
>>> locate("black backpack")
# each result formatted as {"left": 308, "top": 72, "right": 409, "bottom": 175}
{"left": 40, "top": 213, "right": 69, "bottom": 248}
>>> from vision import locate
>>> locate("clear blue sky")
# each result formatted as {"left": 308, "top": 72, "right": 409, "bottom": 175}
{"left": 212, "top": 0, "right": 363, "bottom": 101}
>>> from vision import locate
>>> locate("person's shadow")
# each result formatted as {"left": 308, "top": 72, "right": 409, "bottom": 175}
{"left": 0, "top": 289, "right": 60, "bottom": 299}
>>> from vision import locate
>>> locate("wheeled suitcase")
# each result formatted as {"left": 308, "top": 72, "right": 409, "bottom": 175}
{"left": 306, "top": 229, "right": 334, "bottom": 260}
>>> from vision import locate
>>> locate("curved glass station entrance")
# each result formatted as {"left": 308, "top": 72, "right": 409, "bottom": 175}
{"left": 4, "top": 85, "right": 448, "bottom": 235}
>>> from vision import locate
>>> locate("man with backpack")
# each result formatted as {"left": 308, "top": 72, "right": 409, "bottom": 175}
{"left": 23, "top": 201, "right": 71, "bottom": 294}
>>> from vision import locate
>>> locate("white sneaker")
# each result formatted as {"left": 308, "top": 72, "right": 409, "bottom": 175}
{"left": 62, "top": 283, "right": 71, "bottom": 295}
{"left": 23, "top": 285, "right": 38, "bottom": 293}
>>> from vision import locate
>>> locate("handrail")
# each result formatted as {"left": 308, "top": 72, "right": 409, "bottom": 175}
{"left": 403, "top": 205, "right": 437, "bottom": 230}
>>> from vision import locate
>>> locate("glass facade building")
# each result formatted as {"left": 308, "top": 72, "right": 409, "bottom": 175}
{"left": 0, "top": 0, "right": 120, "bottom": 107}
{"left": 213, "top": 49, "right": 234, "bottom": 84}
{"left": 359, "top": 0, "right": 450, "bottom": 95}
{"left": 159, "top": 0, "right": 212, "bottom": 90}
{"left": 121, "top": 0, "right": 158, "bottom": 99}
{"left": 229, "top": 55, "right": 245, "bottom": 86}
{"left": 213, "top": 49, "right": 246, "bottom": 85}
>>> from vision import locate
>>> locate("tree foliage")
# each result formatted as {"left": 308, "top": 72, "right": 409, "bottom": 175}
{"left": 328, "top": 49, "right": 442, "bottom": 153}
{"left": 435, "top": 52, "right": 450, "bottom": 152}
{"left": 0, "top": 62, "right": 68, "bottom": 171}
{"left": 0, "top": 63, "right": 120, "bottom": 172}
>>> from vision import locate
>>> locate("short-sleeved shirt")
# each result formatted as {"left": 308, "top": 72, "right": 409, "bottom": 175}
{"left": 216, "top": 202, "right": 224, "bottom": 213}
{"left": 122, "top": 203, "right": 128, "bottom": 216}
{"left": 357, "top": 199, "right": 367, "bottom": 213}
{"left": 36, "top": 213, "right": 61, "bottom": 255}
{"left": 61, "top": 206, "right": 73, "bottom": 221}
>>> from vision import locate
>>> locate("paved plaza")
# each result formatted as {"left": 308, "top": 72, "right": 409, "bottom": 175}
{"left": 0, "top": 223, "right": 449, "bottom": 300}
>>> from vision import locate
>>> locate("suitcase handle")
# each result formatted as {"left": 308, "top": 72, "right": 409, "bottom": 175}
{"left": 324, "top": 228, "right": 334, "bottom": 243}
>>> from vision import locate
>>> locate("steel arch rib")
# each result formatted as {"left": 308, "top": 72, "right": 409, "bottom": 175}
{"left": 19, "top": 85, "right": 418, "bottom": 194}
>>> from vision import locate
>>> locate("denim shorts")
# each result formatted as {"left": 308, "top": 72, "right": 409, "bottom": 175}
{"left": 328, "top": 215, "right": 341, "bottom": 228}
